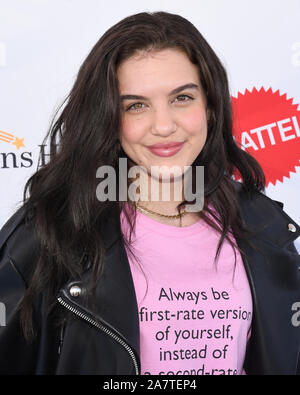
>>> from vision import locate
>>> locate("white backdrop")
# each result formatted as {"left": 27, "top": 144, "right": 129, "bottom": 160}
{"left": 0, "top": 0, "right": 299, "bottom": 249}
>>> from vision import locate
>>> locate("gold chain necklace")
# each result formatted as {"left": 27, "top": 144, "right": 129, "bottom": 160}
{"left": 134, "top": 201, "right": 187, "bottom": 219}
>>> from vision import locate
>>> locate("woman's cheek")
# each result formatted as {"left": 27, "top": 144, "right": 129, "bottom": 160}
{"left": 181, "top": 107, "right": 207, "bottom": 134}
{"left": 122, "top": 120, "right": 149, "bottom": 145}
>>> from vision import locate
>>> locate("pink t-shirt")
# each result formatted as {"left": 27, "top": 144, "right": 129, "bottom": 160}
{"left": 120, "top": 207, "right": 252, "bottom": 375}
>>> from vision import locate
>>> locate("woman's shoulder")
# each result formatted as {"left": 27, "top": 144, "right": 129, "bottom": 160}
{"left": 231, "top": 180, "right": 300, "bottom": 246}
{"left": 0, "top": 204, "right": 39, "bottom": 287}
{"left": 232, "top": 179, "right": 290, "bottom": 217}
{"left": 232, "top": 179, "right": 283, "bottom": 208}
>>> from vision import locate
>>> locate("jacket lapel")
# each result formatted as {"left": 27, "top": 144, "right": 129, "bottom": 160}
{"left": 234, "top": 184, "right": 300, "bottom": 374}
{"left": 59, "top": 215, "right": 140, "bottom": 362}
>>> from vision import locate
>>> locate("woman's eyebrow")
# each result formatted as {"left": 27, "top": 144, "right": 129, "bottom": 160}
{"left": 120, "top": 83, "right": 199, "bottom": 101}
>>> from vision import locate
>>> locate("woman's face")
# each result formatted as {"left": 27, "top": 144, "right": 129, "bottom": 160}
{"left": 117, "top": 48, "right": 208, "bottom": 178}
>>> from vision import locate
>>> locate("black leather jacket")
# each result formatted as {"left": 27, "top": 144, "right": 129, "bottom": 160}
{"left": 0, "top": 182, "right": 300, "bottom": 375}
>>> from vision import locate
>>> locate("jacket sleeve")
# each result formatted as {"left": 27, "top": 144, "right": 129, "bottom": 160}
{"left": 0, "top": 206, "right": 40, "bottom": 374}
{"left": 270, "top": 197, "right": 300, "bottom": 375}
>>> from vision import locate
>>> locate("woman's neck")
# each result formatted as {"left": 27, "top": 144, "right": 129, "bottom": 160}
{"left": 133, "top": 169, "right": 184, "bottom": 215}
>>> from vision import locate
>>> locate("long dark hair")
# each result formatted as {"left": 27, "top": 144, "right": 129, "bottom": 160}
{"left": 20, "top": 11, "right": 265, "bottom": 340}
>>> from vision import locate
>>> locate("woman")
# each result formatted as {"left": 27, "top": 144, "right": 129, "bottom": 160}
{"left": 0, "top": 11, "right": 299, "bottom": 375}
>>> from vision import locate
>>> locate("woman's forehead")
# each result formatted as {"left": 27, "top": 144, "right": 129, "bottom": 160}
{"left": 117, "top": 49, "right": 200, "bottom": 94}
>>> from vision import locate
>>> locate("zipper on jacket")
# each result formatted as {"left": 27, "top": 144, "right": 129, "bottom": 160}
{"left": 57, "top": 296, "right": 140, "bottom": 375}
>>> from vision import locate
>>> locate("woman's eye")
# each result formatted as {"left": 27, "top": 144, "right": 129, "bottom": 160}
{"left": 174, "top": 94, "right": 193, "bottom": 103}
{"left": 126, "top": 102, "right": 145, "bottom": 112}
{"left": 125, "top": 95, "right": 193, "bottom": 112}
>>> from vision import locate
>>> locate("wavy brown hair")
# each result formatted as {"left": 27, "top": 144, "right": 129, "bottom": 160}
{"left": 20, "top": 11, "right": 265, "bottom": 340}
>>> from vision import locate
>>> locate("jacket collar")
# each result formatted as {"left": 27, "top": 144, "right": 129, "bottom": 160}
{"left": 58, "top": 215, "right": 140, "bottom": 364}
{"left": 233, "top": 181, "right": 300, "bottom": 246}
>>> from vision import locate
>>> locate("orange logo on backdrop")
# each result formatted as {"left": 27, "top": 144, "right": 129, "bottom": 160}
{"left": 232, "top": 87, "right": 300, "bottom": 186}
{"left": 0, "top": 130, "right": 25, "bottom": 150}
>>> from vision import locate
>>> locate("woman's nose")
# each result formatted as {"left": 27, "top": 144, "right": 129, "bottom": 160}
{"left": 150, "top": 107, "right": 177, "bottom": 136}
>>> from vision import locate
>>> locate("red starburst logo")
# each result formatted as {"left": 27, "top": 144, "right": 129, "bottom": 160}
{"left": 232, "top": 87, "right": 300, "bottom": 186}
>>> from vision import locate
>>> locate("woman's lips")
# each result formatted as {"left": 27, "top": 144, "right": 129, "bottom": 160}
{"left": 147, "top": 142, "right": 184, "bottom": 157}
